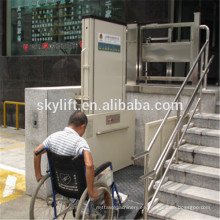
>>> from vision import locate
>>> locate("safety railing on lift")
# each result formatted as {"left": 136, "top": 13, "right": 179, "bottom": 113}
{"left": 132, "top": 25, "right": 214, "bottom": 219}
{"left": 3, "top": 101, "right": 25, "bottom": 130}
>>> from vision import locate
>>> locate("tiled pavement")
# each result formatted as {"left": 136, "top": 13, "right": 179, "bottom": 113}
{"left": 0, "top": 127, "right": 25, "bottom": 171}
{"left": 0, "top": 127, "right": 27, "bottom": 219}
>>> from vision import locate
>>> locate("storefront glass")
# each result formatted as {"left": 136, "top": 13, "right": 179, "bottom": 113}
{"left": 9, "top": 0, "right": 125, "bottom": 55}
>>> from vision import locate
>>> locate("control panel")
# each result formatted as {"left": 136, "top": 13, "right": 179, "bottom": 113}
{"left": 106, "top": 114, "right": 120, "bottom": 125}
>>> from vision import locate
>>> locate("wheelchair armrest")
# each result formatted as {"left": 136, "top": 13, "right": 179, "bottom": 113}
{"left": 95, "top": 161, "right": 112, "bottom": 177}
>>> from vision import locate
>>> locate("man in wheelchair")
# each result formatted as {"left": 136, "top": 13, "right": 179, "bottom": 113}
{"left": 32, "top": 111, "right": 122, "bottom": 219}
{"left": 34, "top": 111, "right": 100, "bottom": 199}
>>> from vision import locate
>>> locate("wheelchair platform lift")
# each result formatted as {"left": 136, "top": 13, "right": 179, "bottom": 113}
{"left": 77, "top": 16, "right": 135, "bottom": 172}
{"left": 25, "top": 16, "right": 136, "bottom": 219}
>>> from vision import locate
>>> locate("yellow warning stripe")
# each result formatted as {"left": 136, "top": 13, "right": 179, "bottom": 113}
{"left": 0, "top": 144, "right": 25, "bottom": 152}
{"left": 0, "top": 138, "right": 21, "bottom": 143}
{"left": 0, "top": 168, "right": 25, "bottom": 205}
{"left": 0, "top": 134, "right": 15, "bottom": 138}
{"left": 0, "top": 131, "right": 25, "bottom": 137}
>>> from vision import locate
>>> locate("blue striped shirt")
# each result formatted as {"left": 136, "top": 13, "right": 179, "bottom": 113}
{"left": 43, "top": 127, "right": 90, "bottom": 156}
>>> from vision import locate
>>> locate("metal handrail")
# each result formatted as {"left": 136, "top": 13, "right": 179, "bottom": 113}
{"left": 140, "top": 21, "right": 194, "bottom": 30}
{"left": 152, "top": 55, "right": 213, "bottom": 176}
{"left": 3, "top": 101, "right": 25, "bottom": 130}
{"left": 148, "top": 55, "right": 213, "bottom": 209}
{"left": 147, "top": 54, "right": 214, "bottom": 219}
{"left": 132, "top": 25, "right": 214, "bottom": 219}
{"left": 200, "top": 25, "right": 210, "bottom": 89}
{"left": 148, "top": 98, "right": 201, "bottom": 211}
{"left": 132, "top": 39, "right": 209, "bottom": 161}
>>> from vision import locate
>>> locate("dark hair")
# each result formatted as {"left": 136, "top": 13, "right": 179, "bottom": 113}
{"left": 68, "top": 111, "right": 88, "bottom": 127}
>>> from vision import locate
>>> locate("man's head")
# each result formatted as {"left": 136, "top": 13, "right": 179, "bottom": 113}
{"left": 68, "top": 111, "right": 88, "bottom": 136}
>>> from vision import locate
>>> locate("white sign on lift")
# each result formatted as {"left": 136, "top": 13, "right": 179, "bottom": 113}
{"left": 98, "top": 33, "right": 121, "bottom": 53}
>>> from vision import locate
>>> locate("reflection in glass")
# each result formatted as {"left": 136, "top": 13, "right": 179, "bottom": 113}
{"left": 10, "top": 0, "right": 125, "bottom": 55}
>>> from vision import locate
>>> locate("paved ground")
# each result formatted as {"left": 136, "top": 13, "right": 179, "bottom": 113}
{"left": 0, "top": 126, "right": 144, "bottom": 219}
{"left": 0, "top": 127, "right": 27, "bottom": 219}
{"left": 114, "top": 166, "right": 144, "bottom": 219}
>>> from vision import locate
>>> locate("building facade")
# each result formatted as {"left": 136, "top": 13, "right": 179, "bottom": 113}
{"left": 0, "top": 0, "right": 219, "bottom": 128}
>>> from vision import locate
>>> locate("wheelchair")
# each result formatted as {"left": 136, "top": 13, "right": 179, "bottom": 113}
{"left": 29, "top": 147, "right": 123, "bottom": 219}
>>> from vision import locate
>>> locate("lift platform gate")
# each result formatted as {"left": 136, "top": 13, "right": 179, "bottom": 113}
{"left": 81, "top": 16, "right": 135, "bottom": 171}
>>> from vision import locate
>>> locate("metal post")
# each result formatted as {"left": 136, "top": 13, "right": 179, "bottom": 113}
{"left": 212, "top": 3, "right": 217, "bottom": 48}
{"left": 174, "top": 96, "right": 181, "bottom": 163}
{"left": 16, "top": 104, "right": 19, "bottom": 130}
{"left": 191, "top": 13, "right": 200, "bottom": 85}
{"left": 143, "top": 153, "right": 149, "bottom": 219}
{"left": 201, "top": 26, "right": 210, "bottom": 89}
{"left": 138, "top": 27, "right": 143, "bottom": 84}
{"left": 3, "top": 102, "right": 6, "bottom": 128}
{"left": 177, "top": 0, "right": 182, "bottom": 41}
{"left": 3, "top": 101, "right": 25, "bottom": 130}
{"left": 167, "top": 0, "right": 174, "bottom": 78}
{"left": 137, "top": 25, "right": 140, "bottom": 84}
{"left": 199, "top": 52, "right": 204, "bottom": 113}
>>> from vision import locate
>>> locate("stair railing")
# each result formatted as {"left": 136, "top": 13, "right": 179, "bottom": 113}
{"left": 132, "top": 25, "right": 214, "bottom": 219}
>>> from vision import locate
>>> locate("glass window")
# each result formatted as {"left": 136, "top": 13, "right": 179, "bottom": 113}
{"left": 9, "top": 0, "right": 125, "bottom": 56}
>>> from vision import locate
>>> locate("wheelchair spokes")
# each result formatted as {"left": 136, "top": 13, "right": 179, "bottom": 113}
{"left": 30, "top": 174, "right": 77, "bottom": 220}
{"left": 75, "top": 182, "right": 113, "bottom": 220}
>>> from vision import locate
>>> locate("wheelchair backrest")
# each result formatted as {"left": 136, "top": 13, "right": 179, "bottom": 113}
{"left": 47, "top": 150, "right": 87, "bottom": 199}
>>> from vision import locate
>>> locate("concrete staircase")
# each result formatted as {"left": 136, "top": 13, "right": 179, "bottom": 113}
{"left": 148, "top": 110, "right": 220, "bottom": 219}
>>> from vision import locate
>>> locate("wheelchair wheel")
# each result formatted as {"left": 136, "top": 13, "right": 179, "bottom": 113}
{"left": 29, "top": 173, "right": 70, "bottom": 220}
{"left": 75, "top": 182, "right": 113, "bottom": 219}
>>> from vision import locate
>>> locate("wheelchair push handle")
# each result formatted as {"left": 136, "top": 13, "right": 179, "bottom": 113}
{"left": 35, "top": 147, "right": 48, "bottom": 156}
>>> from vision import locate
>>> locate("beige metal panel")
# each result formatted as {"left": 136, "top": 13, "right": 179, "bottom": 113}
{"left": 142, "top": 42, "right": 191, "bottom": 62}
{"left": 84, "top": 110, "right": 135, "bottom": 171}
{"left": 145, "top": 116, "right": 177, "bottom": 173}
{"left": 145, "top": 115, "right": 188, "bottom": 172}
{"left": 93, "top": 20, "right": 126, "bottom": 113}
{"left": 81, "top": 18, "right": 126, "bottom": 114}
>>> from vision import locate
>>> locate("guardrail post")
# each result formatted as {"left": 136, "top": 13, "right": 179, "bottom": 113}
{"left": 3, "top": 101, "right": 25, "bottom": 130}
{"left": 201, "top": 25, "right": 209, "bottom": 89}
{"left": 16, "top": 104, "right": 19, "bottom": 130}
{"left": 199, "top": 52, "right": 204, "bottom": 113}
{"left": 3, "top": 102, "right": 6, "bottom": 128}
{"left": 174, "top": 97, "right": 181, "bottom": 163}
{"left": 143, "top": 153, "right": 149, "bottom": 219}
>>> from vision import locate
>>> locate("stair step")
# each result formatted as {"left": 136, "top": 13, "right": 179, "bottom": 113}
{"left": 185, "top": 127, "right": 220, "bottom": 148}
{"left": 148, "top": 202, "right": 219, "bottom": 220}
{"left": 192, "top": 113, "right": 220, "bottom": 129}
{"left": 165, "top": 160, "right": 220, "bottom": 191}
{"left": 178, "top": 143, "right": 220, "bottom": 168}
{"left": 155, "top": 181, "right": 220, "bottom": 217}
